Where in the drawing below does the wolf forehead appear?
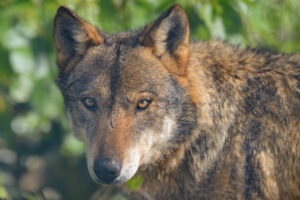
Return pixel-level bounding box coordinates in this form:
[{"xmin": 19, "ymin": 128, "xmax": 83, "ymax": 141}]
[{"xmin": 60, "ymin": 35, "xmax": 173, "ymax": 98}]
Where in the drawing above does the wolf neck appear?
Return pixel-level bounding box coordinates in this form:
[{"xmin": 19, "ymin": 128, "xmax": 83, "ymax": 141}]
[
  {"xmin": 141, "ymin": 41, "xmax": 238, "ymax": 194},
  {"xmin": 176, "ymin": 41, "xmax": 237, "ymax": 175}
]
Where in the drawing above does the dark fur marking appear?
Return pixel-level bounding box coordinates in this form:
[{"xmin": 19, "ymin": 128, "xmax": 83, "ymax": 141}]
[
  {"xmin": 59, "ymin": 26, "xmax": 76, "ymax": 57},
  {"xmin": 292, "ymin": 75, "xmax": 300, "ymax": 88},
  {"xmin": 103, "ymin": 31, "xmax": 142, "ymax": 48},
  {"xmin": 166, "ymin": 14, "xmax": 185, "ymax": 55},
  {"xmin": 252, "ymin": 47, "xmax": 280, "ymax": 56},
  {"xmin": 161, "ymin": 77, "xmax": 197, "ymax": 142},
  {"xmin": 109, "ymin": 43, "xmax": 121, "ymax": 106},
  {"xmin": 244, "ymin": 77, "xmax": 278, "ymax": 116},
  {"xmin": 243, "ymin": 120, "xmax": 263, "ymax": 199},
  {"xmin": 288, "ymin": 61, "xmax": 299, "ymax": 67},
  {"xmin": 211, "ymin": 64, "xmax": 224, "ymax": 83}
]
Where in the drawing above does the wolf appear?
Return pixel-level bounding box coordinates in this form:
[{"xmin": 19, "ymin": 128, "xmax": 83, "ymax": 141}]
[{"xmin": 53, "ymin": 4, "xmax": 300, "ymax": 200}]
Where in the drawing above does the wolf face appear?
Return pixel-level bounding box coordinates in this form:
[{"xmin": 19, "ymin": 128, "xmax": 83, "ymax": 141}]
[{"xmin": 54, "ymin": 5, "xmax": 195, "ymax": 184}]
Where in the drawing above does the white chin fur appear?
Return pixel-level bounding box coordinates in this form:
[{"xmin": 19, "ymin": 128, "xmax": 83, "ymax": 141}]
[
  {"xmin": 112, "ymin": 149, "xmax": 140, "ymax": 184},
  {"xmin": 140, "ymin": 116, "xmax": 176, "ymax": 164}
]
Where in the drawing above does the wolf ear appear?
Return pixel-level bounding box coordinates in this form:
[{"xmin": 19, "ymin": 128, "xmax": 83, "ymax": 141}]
[
  {"xmin": 139, "ymin": 4, "xmax": 190, "ymax": 75},
  {"xmin": 53, "ymin": 6, "xmax": 103, "ymax": 74}
]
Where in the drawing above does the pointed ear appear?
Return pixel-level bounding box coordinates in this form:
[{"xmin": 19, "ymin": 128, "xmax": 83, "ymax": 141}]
[
  {"xmin": 53, "ymin": 6, "xmax": 103, "ymax": 74},
  {"xmin": 139, "ymin": 4, "xmax": 190, "ymax": 75}
]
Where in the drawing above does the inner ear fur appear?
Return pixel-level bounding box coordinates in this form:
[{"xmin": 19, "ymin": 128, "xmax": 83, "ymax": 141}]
[
  {"xmin": 53, "ymin": 6, "xmax": 103, "ymax": 74},
  {"xmin": 139, "ymin": 4, "xmax": 190, "ymax": 75}
]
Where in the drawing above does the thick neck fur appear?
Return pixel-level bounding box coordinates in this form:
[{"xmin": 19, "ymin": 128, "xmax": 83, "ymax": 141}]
[{"xmin": 138, "ymin": 41, "xmax": 241, "ymax": 199}]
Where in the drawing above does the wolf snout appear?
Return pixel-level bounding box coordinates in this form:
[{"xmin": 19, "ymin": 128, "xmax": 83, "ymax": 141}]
[{"xmin": 93, "ymin": 158, "xmax": 122, "ymax": 184}]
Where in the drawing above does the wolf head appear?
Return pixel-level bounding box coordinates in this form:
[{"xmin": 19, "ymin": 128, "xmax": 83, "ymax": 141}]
[{"xmin": 54, "ymin": 4, "xmax": 195, "ymax": 184}]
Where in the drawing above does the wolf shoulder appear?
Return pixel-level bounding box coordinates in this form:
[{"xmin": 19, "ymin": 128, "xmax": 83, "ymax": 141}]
[
  {"xmin": 182, "ymin": 40, "xmax": 300, "ymax": 199},
  {"xmin": 189, "ymin": 40, "xmax": 300, "ymax": 101}
]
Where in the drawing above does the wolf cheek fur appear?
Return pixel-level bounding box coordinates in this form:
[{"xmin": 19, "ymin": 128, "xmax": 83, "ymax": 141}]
[{"xmin": 54, "ymin": 4, "xmax": 300, "ymax": 200}]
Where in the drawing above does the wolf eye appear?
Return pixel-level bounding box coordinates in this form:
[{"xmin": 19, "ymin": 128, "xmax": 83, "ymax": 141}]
[
  {"xmin": 81, "ymin": 97, "xmax": 96, "ymax": 111},
  {"xmin": 137, "ymin": 99, "xmax": 151, "ymax": 111}
]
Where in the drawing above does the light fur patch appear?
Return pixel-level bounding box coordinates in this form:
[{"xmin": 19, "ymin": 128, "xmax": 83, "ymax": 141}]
[
  {"xmin": 256, "ymin": 151, "xmax": 280, "ymax": 200},
  {"xmin": 86, "ymin": 145, "xmax": 97, "ymax": 181},
  {"xmin": 139, "ymin": 116, "xmax": 176, "ymax": 165},
  {"xmin": 113, "ymin": 148, "xmax": 141, "ymax": 184},
  {"xmin": 152, "ymin": 22, "xmax": 169, "ymax": 55}
]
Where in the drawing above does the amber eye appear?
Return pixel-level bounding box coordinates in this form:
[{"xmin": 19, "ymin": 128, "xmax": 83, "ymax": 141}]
[
  {"xmin": 81, "ymin": 97, "xmax": 96, "ymax": 111},
  {"xmin": 137, "ymin": 99, "xmax": 151, "ymax": 111}
]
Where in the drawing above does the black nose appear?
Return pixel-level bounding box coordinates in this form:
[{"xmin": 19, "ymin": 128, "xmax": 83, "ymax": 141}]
[{"xmin": 93, "ymin": 158, "xmax": 122, "ymax": 184}]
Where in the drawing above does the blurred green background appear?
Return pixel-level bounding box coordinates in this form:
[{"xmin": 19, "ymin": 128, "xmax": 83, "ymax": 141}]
[{"xmin": 0, "ymin": 0, "xmax": 299, "ymax": 199}]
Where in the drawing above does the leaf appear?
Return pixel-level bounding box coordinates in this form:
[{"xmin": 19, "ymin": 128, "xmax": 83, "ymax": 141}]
[
  {"xmin": 126, "ymin": 174, "xmax": 142, "ymax": 191},
  {"xmin": 0, "ymin": 185, "xmax": 9, "ymax": 200}
]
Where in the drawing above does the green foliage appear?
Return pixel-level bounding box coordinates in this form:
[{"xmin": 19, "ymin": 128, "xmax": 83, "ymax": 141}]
[
  {"xmin": 0, "ymin": 184, "xmax": 9, "ymax": 199},
  {"xmin": 126, "ymin": 175, "xmax": 142, "ymax": 191},
  {"xmin": 0, "ymin": 0, "xmax": 299, "ymax": 199}
]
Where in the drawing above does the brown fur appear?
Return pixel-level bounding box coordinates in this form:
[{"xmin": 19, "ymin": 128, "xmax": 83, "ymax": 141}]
[
  {"xmin": 54, "ymin": 4, "xmax": 300, "ymax": 200},
  {"xmin": 140, "ymin": 41, "xmax": 300, "ymax": 199}
]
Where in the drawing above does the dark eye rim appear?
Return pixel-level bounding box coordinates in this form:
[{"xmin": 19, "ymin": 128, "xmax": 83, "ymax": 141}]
[
  {"xmin": 136, "ymin": 99, "xmax": 152, "ymax": 111},
  {"xmin": 81, "ymin": 97, "xmax": 96, "ymax": 111}
]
